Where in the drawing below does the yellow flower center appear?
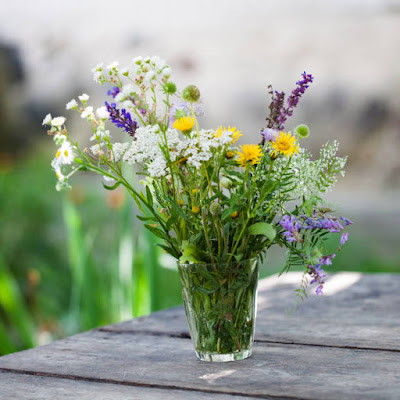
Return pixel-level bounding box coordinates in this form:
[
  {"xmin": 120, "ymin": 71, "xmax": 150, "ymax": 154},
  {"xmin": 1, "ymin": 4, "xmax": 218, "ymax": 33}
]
[
  {"xmin": 56, "ymin": 150, "xmax": 61, "ymax": 158},
  {"xmin": 64, "ymin": 150, "xmax": 69, "ymax": 157}
]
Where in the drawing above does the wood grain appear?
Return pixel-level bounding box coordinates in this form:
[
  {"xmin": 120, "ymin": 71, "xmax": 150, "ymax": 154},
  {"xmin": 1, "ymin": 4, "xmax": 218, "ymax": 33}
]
[{"xmin": 0, "ymin": 329, "xmax": 399, "ymax": 399}]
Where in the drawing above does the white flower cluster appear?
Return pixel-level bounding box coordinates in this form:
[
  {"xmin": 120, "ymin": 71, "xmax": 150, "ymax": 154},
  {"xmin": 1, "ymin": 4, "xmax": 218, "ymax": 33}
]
[
  {"xmin": 123, "ymin": 126, "xmax": 182, "ymax": 177},
  {"xmin": 270, "ymin": 140, "xmax": 346, "ymax": 199},
  {"xmin": 111, "ymin": 142, "xmax": 130, "ymax": 162},
  {"xmin": 133, "ymin": 56, "xmax": 171, "ymax": 81}
]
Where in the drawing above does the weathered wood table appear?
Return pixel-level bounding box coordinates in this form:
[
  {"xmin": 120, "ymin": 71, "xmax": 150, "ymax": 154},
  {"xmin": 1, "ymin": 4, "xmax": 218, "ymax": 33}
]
[{"xmin": 0, "ymin": 272, "xmax": 399, "ymax": 399}]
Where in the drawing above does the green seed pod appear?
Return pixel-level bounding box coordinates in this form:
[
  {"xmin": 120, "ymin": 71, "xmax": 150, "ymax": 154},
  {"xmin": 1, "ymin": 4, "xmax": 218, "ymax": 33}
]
[
  {"xmin": 163, "ymin": 81, "xmax": 177, "ymax": 94},
  {"xmin": 182, "ymin": 85, "xmax": 200, "ymax": 103},
  {"xmin": 295, "ymin": 124, "xmax": 310, "ymax": 139},
  {"xmin": 209, "ymin": 202, "xmax": 221, "ymax": 216}
]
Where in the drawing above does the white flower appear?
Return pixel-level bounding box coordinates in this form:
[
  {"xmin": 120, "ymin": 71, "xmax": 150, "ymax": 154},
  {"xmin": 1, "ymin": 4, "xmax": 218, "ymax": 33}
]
[
  {"xmin": 90, "ymin": 129, "xmax": 110, "ymax": 142},
  {"xmin": 42, "ymin": 113, "xmax": 52, "ymax": 126},
  {"xmin": 55, "ymin": 168, "xmax": 66, "ymax": 182},
  {"xmin": 90, "ymin": 144, "xmax": 104, "ymax": 157},
  {"xmin": 114, "ymin": 92, "xmax": 125, "ymax": 103},
  {"xmin": 145, "ymin": 71, "xmax": 155, "ymax": 81},
  {"xmin": 91, "ymin": 63, "xmax": 103, "ymax": 72},
  {"xmin": 51, "ymin": 116, "xmax": 66, "ymax": 127},
  {"xmin": 66, "ymin": 99, "xmax": 78, "ymax": 110},
  {"xmin": 93, "ymin": 71, "xmax": 103, "ymax": 83},
  {"xmin": 106, "ymin": 61, "xmax": 119, "ymax": 69},
  {"xmin": 144, "ymin": 56, "xmax": 151, "ymax": 63},
  {"xmin": 122, "ymin": 84, "xmax": 135, "ymax": 96},
  {"xmin": 53, "ymin": 134, "xmax": 66, "ymax": 146},
  {"xmin": 132, "ymin": 56, "xmax": 143, "ymax": 65},
  {"xmin": 96, "ymin": 106, "xmax": 110, "ymax": 120},
  {"xmin": 111, "ymin": 142, "xmax": 130, "ymax": 162},
  {"xmin": 54, "ymin": 141, "xmax": 74, "ymax": 166},
  {"xmin": 81, "ymin": 106, "xmax": 94, "ymax": 120},
  {"xmin": 161, "ymin": 67, "xmax": 171, "ymax": 78},
  {"xmin": 122, "ymin": 100, "xmax": 134, "ymax": 109},
  {"xmin": 78, "ymin": 93, "xmax": 89, "ymax": 103},
  {"xmin": 120, "ymin": 67, "xmax": 129, "ymax": 76}
]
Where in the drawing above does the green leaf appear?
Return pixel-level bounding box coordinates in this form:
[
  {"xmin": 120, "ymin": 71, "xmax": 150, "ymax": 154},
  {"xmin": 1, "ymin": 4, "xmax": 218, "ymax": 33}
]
[
  {"xmin": 146, "ymin": 185, "xmax": 153, "ymax": 207},
  {"xmin": 248, "ymin": 222, "xmax": 276, "ymax": 241},
  {"xmin": 144, "ymin": 224, "xmax": 168, "ymax": 240},
  {"xmin": 102, "ymin": 180, "xmax": 121, "ymax": 190},
  {"xmin": 179, "ymin": 240, "xmax": 202, "ymax": 264}
]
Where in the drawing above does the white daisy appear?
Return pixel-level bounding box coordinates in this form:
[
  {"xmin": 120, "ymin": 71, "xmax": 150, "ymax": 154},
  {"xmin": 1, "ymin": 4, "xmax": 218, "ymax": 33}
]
[{"xmin": 96, "ymin": 106, "xmax": 110, "ymax": 120}]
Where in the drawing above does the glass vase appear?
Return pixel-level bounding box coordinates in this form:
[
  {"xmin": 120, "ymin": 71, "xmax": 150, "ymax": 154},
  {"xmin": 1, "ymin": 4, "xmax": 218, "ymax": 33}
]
[{"xmin": 178, "ymin": 258, "xmax": 259, "ymax": 362}]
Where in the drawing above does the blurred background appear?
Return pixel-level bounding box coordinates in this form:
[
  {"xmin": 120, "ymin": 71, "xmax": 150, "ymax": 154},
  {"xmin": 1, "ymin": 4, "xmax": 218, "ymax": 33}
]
[{"xmin": 1, "ymin": 0, "xmax": 399, "ymax": 355}]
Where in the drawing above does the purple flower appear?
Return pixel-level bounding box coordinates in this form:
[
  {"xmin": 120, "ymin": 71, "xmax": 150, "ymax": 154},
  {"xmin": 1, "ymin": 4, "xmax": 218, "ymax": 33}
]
[
  {"xmin": 340, "ymin": 232, "xmax": 349, "ymax": 245},
  {"xmin": 268, "ymin": 72, "xmax": 314, "ymax": 130},
  {"xmin": 340, "ymin": 217, "xmax": 353, "ymax": 226},
  {"xmin": 107, "ymin": 86, "xmax": 121, "ymax": 99},
  {"xmin": 261, "ymin": 128, "xmax": 278, "ymax": 142},
  {"xmin": 308, "ymin": 253, "xmax": 335, "ymax": 295},
  {"xmin": 280, "ymin": 215, "xmax": 302, "ymax": 243},
  {"xmin": 105, "ymin": 102, "xmax": 138, "ymax": 137}
]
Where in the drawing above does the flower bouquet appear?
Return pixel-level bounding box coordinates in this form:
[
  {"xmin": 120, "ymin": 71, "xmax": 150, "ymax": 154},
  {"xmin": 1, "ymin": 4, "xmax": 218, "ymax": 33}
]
[{"xmin": 44, "ymin": 56, "xmax": 351, "ymax": 362}]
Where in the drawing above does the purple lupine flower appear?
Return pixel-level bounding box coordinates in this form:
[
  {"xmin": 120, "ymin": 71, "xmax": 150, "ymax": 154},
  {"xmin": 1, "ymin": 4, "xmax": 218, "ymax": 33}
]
[
  {"xmin": 261, "ymin": 128, "xmax": 278, "ymax": 142},
  {"xmin": 105, "ymin": 102, "xmax": 138, "ymax": 137},
  {"xmin": 280, "ymin": 215, "xmax": 303, "ymax": 243},
  {"xmin": 107, "ymin": 86, "xmax": 121, "ymax": 99},
  {"xmin": 340, "ymin": 232, "xmax": 349, "ymax": 245},
  {"xmin": 321, "ymin": 253, "xmax": 336, "ymax": 265}
]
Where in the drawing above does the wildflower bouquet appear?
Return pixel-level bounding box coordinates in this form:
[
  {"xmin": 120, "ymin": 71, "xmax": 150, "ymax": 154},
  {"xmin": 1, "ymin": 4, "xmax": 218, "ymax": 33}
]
[{"xmin": 44, "ymin": 56, "xmax": 351, "ymax": 362}]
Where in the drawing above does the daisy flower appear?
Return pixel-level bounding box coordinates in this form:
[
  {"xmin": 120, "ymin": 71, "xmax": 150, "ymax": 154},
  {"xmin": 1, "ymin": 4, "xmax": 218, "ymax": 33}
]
[
  {"xmin": 236, "ymin": 144, "xmax": 263, "ymax": 168},
  {"xmin": 270, "ymin": 131, "xmax": 299, "ymax": 157},
  {"xmin": 173, "ymin": 116, "xmax": 195, "ymax": 134}
]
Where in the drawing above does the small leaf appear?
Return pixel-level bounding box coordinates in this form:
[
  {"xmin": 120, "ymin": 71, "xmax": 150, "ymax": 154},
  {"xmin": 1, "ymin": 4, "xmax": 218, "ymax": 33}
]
[
  {"xmin": 248, "ymin": 222, "xmax": 276, "ymax": 241},
  {"xmin": 179, "ymin": 240, "xmax": 202, "ymax": 264}
]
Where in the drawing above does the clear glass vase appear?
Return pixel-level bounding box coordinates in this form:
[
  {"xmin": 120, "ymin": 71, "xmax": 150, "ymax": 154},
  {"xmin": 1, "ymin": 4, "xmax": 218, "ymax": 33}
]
[{"xmin": 178, "ymin": 258, "xmax": 259, "ymax": 362}]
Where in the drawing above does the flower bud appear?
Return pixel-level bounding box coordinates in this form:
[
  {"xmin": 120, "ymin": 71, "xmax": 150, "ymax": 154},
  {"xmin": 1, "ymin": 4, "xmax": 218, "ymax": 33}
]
[
  {"xmin": 220, "ymin": 177, "xmax": 233, "ymax": 189},
  {"xmin": 209, "ymin": 202, "xmax": 221, "ymax": 216},
  {"xmin": 295, "ymin": 124, "xmax": 310, "ymax": 139},
  {"xmin": 182, "ymin": 85, "xmax": 200, "ymax": 103},
  {"xmin": 225, "ymin": 151, "xmax": 234, "ymax": 159},
  {"xmin": 163, "ymin": 82, "xmax": 177, "ymax": 94},
  {"xmin": 230, "ymin": 211, "xmax": 239, "ymax": 219},
  {"xmin": 192, "ymin": 205, "xmax": 200, "ymax": 215}
]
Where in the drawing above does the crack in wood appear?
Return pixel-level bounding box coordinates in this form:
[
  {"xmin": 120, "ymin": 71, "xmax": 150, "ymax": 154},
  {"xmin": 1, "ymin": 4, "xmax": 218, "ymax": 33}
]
[
  {"xmin": 96, "ymin": 327, "xmax": 400, "ymax": 353},
  {"xmin": 0, "ymin": 368, "xmax": 309, "ymax": 400}
]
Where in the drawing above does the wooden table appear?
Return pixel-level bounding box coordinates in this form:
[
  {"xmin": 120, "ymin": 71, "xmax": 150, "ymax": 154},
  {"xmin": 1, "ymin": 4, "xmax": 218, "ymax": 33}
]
[{"xmin": 0, "ymin": 272, "xmax": 399, "ymax": 399}]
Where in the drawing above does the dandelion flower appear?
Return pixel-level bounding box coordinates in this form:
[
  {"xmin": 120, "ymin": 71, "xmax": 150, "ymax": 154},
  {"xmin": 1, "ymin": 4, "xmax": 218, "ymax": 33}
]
[
  {"xmin": 270, "ymin": 131, "xmax": 299, "ymax": 157},
  {"xmin": 173, "ymin": 116, "xmax": 195, "ymax": 133},
  {"xmin": 214, "ymin": 126, "xmax": 242, "ymax": 144},
  {"xmin": 236, "ymin": 144, "xmax": 263, "ymax": 168}
]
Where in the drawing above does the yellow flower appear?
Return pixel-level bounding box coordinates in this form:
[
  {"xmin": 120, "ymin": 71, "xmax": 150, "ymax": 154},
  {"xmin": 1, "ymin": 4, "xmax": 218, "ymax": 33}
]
[
  {"xmin": 173, "ymin": 116, "xmax": 195, "ymax": 133},
  {"xmin": 236, "ymin": 144, "xmax": 263, "ymax": 168},
  {"xmin": 214, "ymin": 126, "xmax": 242, "ymax": 144},
  {"xmin": 270, "ymin": 131, "xmax": 299, "ymax": 157},
  {"xmin": 231, "ymin": 211, "xmax": 239, "ymax": 219},
  {"xmin": 192, "ymin": 205, "xmax": 200, "ymax": 214}
]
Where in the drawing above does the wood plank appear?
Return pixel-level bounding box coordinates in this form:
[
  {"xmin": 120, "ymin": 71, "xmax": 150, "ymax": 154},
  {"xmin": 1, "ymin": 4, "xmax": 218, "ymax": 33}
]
[
  {"xmin": 0, "ymin": 330, "xmax": 399, "ymax": 399},
  {"xmin": 101, "ymin": 273, "xmax": 400, "ymax": 351},
  {"xmin": 0, "ymin": 371, "xmax": 256, "ymax": 400}
]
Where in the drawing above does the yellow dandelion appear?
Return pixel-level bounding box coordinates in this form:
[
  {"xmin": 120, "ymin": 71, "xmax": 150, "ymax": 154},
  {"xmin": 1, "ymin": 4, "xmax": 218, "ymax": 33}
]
[
  {"xmin": 236, "ymin": 144, "xmax": 264, "ymax": 168},
  {"xmin": 270, "ymin": 131, "xmax": 299, "ymax": 157},
  {"xmin": 214, "ymin": 126, "xmax": 242, "ymax": 144},
  {"xmin": 173, "ymin": 116, "xmax": 195, "ymax": 133}
]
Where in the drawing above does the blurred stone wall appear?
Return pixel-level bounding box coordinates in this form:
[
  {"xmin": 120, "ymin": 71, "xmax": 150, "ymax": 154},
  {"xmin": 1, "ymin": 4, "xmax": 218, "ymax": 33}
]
[{"xmin": 1, "ymin": 0, "xmax": 400, "ymax": 192}]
